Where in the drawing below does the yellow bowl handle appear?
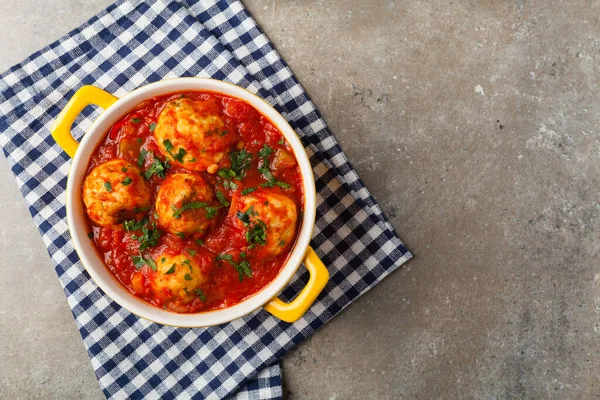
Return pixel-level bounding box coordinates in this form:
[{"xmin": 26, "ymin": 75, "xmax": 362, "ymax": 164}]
[
  {"xmin": 51, "ymin": 85, "xmax": 118, "ymax": 158},
  {"xmin": 264, "ymin": 246, "xmax": 329, "ymax": 323}
]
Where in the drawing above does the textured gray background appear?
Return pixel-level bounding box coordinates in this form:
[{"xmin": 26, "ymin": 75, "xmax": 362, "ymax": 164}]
[{"xmin": 1, "ymin": 0, "xmax": 600, "ymax": 399}]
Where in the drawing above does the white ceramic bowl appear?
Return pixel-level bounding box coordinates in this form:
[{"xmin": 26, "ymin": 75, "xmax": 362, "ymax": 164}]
[{"xmin": 51, "ymin": 78, "xmax": 329, "ymax": 327}]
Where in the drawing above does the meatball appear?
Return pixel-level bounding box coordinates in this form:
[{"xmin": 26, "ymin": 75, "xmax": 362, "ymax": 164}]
[
  {"xmin": 154, "ymin": 98, "xmax": 233, "ymax": 171},
  {"xmin": 155, "ymin": 173, "xmax": 217, "ymax": 238},
  {"xmin": 82, "ymin": 159, "xmax": 152, "ymax": 227},
  {"xmin": 230, "ymin": 188, "xmax": 298, "ymax": 258},
  {"xmin": 151, "ymin": 254, "xmax": 208, "ymax": 303}
]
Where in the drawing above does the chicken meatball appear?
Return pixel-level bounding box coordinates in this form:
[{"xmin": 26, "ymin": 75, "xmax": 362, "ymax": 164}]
[
  {"xmin": 151, "ymin": 254, "xmax": 208, "ymax": 303},
  {"xmin": 155, "ymin": 173, "xmax": 217, "ymax": 238},
  {"xmin": 230, "ymin": 188, "xmax": 298, "ymax": 258},
  {"xmin": 154, "ymin": 98, "xmax": 233, "ymax": 171},
  {"xmin": 82, "ymin": 159, "xmax": 152, "ymax": 227}
]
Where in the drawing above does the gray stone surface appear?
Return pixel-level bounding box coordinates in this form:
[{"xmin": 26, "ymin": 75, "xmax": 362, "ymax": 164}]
[{"xmin": 1, "ymin": 0, "xmax": 600, "ymax": 399}]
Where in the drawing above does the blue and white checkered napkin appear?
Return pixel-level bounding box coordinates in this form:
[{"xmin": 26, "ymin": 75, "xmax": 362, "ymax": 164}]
[{"xmin": 0, "ymin": 0, "xmax": 411, "ymax": 398}]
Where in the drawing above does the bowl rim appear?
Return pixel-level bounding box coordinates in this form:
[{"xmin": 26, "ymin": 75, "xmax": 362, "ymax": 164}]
[{"xmin": 66, "ymin": 77, "xmax": 316, "ymax": 327}]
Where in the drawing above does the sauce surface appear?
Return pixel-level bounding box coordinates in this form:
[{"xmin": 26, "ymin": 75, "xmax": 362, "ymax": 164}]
[{"xmin": 84, "ymin": 91, "xmax": 303, "ymax": 313}]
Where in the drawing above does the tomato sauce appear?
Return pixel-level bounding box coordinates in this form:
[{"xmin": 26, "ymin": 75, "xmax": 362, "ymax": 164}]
[{"xmin": 85, "ymin": 91, "xmax": 304, "ymax": 313}]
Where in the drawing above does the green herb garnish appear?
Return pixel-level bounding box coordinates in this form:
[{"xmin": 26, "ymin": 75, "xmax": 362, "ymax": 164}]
[
  {"xmin": 278, "ymin": 138, "xmax": 285, "ymax": 145},
  {"xmin": 215, "ymin": 190, "xmax": 230, "ymax": 207},
  {"xmin": 223, "ymin": 180, "xmax": 238, "ymax": 190},
  {"xmin": 163, "ymin": 140, "xmax": 186, "ymax": 163},
  {"xmin": 137, "ymin": 221, "xmax": 161, "ymax": 252},
  {"xmin": 131, "ymin": 252, "xmax": 156, "ymax": 271},
  {"xmin": 217, "ymin": 253, "xmax": 252, "ymax": 281},
  {"xmin": 188, "ymin": 250, "xmax": 197, "ymax": 257},
  {"xmin": 172, "ymin": 201, "xmax": 208, "ymax": 218},
  {"xmin": 195, "ymin": 289, "xmax": 206, "ymax": 301},
  {"xmin": 172, "ymin": 148, "xmax": 186, "ymax": 163},
  {"xmin": 258, "ymin": 144, "xmax": 273, "ymax": 163},
  {"xmin": 149, "ymin": 122, "xmax": 156, "ymax": 132},
  {"xmin": 172, "ymin": 201, "xmax": 220, "ymax": 219},
  {"xmin": 184, "ymin": 274, "xmax": 192, "ymax": 281},
  {"xmin": 195, "ymin": 239, "xmax": 204, "ymax": 246},
  {"xmin": 164, "ymin": 264, "xmax": 176, "ymax": 274},
  {"xmin": 143, "ymin": 155, "xmax": 169, "ymax": 180},
  {"xmin": 87, "ymin": 232, "xmax": 93, "ymax": 239},
  {"xmin": 235, "ymin": 205, "xmax": 257, "ymax": 226},
  {"xmin": 245, "ymin": 220, "xmax": 267, "ymax": 249},
  {"xmin": 131, "ymin": 118, "xmax": 141, "ymax": 124},
  {"xmin": 241, "ymin": 187, "xmax": 256, "ymax": 195},
  {"xmin": 124, "ymin": 218, "xmax": 147, "ymax": 231},
  {"xmin": 138, "ymin": 148, "xmax": 148, "ymax": 167},
  {"xmin": 176, "ymin": 232, "xmax": 186, "ymax": 239},
  {"xmin": 258, "ymin": 167, "xmax": 290, "ymax": 189},
  {"xmin": 104, "ymin": 181, "xmax": 113, "ymax": 192},
  {"xmin": 121, "ymin": 177, "xmax": 132, "ymax": 186},
  {"xmin": 121, "ymin": 167, "xmax": 128, "ymax": 172},
  {"xmin": 218, "ymin": 149, "xmax": 253, "ymax": 180}
]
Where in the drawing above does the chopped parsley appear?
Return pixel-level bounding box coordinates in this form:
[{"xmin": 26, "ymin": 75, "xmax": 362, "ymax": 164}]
[
  {"xmin": 188, "ymin": 250, "xmax": 197, "ymax": 257},
  {"xmin": 138, "ymin": 148, "xmax": 148, "ymax": 167},
  {"xmin": 278, "ymin": 239, "xmax": 286, "ymax": 246},
  {"xmin": 218, "ymin": 149, "xmax": 253, "ymax": 180},
  {"xmin": 172, "ymin": 200, "xmax": 220, "ymax": 219},
  {"xmin": 220, "ymin": 130, "xmax": 229, "ymax": 137},
  {"xmin": 137, "ymin": 221, "xmax": 161, "ymax": 252},
  {"xmin": 164, "ymin": 264, "xmax": 176, "ymax": 274},
  {"xmin": 149, "ymin": 122, "xmax": 156, "ymax": 132},
  {"xmin": 132, "ymin": 252, "xmax": 156, "ymax": 271},
  {"xmin": 223, "ymin": 180, "xmax": 238, "ymax": 190},
  {"xmin": 241, "ymin": 187, "xmax": 256, "ymax": 195},
  {"xmin": 278, "ymin": 138, "xmax": 285, "ymax": 145},
  {"xmin": 216, "ymin": 253, "xmax": 253, "ymax": 281},
  {"xmin": 163, "ymin": 140, "xmax": 186, "ymax": 163},
  {"xmin": 195, "ymin": 239, "xmax": 204, "ymax": 246},
  {"xmin": 124, "ymin": 218, "xmax": 147, "ymax": 231},
  {"xmin": 236, "ymin": 205, "xmax": 257, "ymax": 226},
  {"xmin": 121, "ymin": 177, "xmax": 132, "ymax": 186},
  {"xmin": 215, "ymin": 190, "xmax": 230, "ymax": 207},
  {"xmin": 161, "ymin": 257, "xmax": 166, "ymax": 263},
  {"xmin": 121, "ymin": 167, "xmax": 128, "ymax": 172},
  {"xmin": 103, "ymin": 181, "xmax": 113, "ymax": 192},
  {"xmin": 259, "ymin": 167, "xmax": 290, "ymax": 189},
  {"xmin": 245, "ymin": 220, "xmax": 267, "ymax": 249},
  {"xmin": 143, "ymin": 155, "xmax": 169, "ymax": 179},
  {"xmin": 176, "ymin": 232, "xmax": 186, "ymax": 239},
  {"xmin": 172, "ymin": 148, "xmax": 186, "ymax": 163},
  {"xmin": 124, "ymin": 218, "xmax": 161, "ymax": 251},
  {"xmin": 137, "ymin": 138, "xmax": 143, "ymax": 144},
  {"xmin": 184, "ymin": 274, "xmax": 192, "ymax": 281},
  {"xmin": 195, "ymin": 289, "xmax": 206, "ymax": 301},
  {"xmin": 172, "ymin": 201, "xmax": 207, "ymax": 218},
  {"xmin": 131, "ymin": 118, "xmax": 141, "ymax": 124},
  {"xmin": 258, "ymin": 144, "xmax": 273, "ymax": 165},
  {"xmin": 87, "ymin": 232, "xmax": 93, "ymax": 239}
]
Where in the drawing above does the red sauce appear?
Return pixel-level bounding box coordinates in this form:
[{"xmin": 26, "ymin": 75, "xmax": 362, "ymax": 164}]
[{"xmin": 85, "ymin": 91, "xmax": 304, "ymax": 313}]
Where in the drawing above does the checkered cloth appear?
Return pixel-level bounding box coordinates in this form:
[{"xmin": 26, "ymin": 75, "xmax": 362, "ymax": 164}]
[{"xmin": 0, "ymin": 0, "xmax": 411, "ymax": 398}]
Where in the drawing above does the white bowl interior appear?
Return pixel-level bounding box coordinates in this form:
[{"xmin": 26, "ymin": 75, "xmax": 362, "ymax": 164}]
[{"xmin": 67, "ymin": 78, "xmax": 316, "ymax": 327}]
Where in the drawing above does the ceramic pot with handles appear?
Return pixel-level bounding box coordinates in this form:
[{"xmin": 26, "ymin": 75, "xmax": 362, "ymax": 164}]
[{"xmin": 51, "ymin": 78, "xmax": 329, "ymax": 327}]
